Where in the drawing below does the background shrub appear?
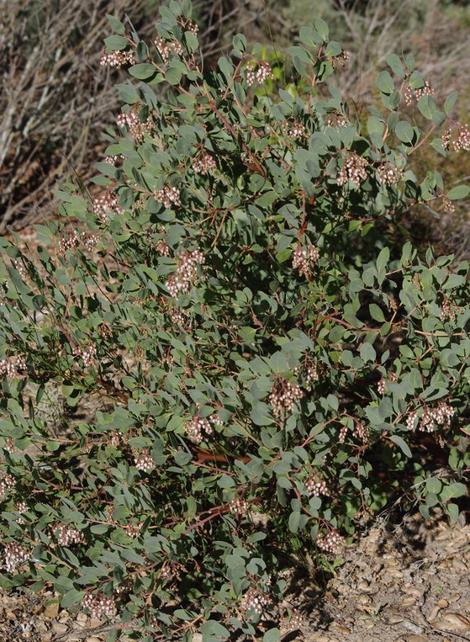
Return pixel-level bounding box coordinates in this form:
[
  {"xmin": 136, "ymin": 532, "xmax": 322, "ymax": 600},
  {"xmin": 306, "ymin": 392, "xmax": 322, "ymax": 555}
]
[{"xmin": 0, "ymin": 2, "xmax": 468, "ymax": 640}]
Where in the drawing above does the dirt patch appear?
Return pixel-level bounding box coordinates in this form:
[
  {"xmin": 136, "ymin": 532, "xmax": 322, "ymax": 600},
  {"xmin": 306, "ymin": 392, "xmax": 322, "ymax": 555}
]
[{"xmin": 0, "ymin": 514, "xmax": 468, "ymax": 641}]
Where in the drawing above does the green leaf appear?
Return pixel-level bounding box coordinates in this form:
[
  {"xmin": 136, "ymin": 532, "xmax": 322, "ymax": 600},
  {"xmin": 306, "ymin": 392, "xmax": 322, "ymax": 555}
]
[
  {"xmin": 288, "ymin": 511, "xmax": 301, "ymax": 534},
  {"xmin": 386, "ymin": 53, "xmax": 405, "ymax": 78},
  {"xmin": 106, "ymin": 14, "xmax": 125, "ymax": 34},
  {"xmin": 376, "ymin": 71, "xmax": 394, "ymax": 95},
  {"xmin": 128, "ymin": 63, "xmax": 156, "ymax": 80},
  {"xmin": 426, "ymin": 477, "xmax": 442, "ymax": 495},
  {"xmin": 104, "ymin": 35, "xmax": 129, "ymax": 51},
  {"xmin": 390, "ymin": 435, "xmax": 412, "ymax": 457},
  {"xmin": 441, "ymin": 482, "xmax": 467, "ymax": 502},
  {"xmin": 263, "ymin": 629, "xmax": 281, "ymax": 642},
  {"xmin": 201, "ymin": 620, "xmax": 230, "ymax": 641},
  {"xmin": 447, "ymin": 185, "xmax": 469, "ymax": 201},
  {"xmin": 369, "ymin": 304, "xmax": 385, "ymax": 323},
  {"xmin": 395, "ymin": 121, "xmax": 414, "ymax": 144}
]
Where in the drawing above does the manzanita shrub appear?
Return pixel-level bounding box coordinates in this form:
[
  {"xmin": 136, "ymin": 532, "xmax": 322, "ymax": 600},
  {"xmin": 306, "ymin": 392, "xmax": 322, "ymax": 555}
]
[{"xmin": 0, "ymin": 2, "xmax": 469, "ymax": 640}]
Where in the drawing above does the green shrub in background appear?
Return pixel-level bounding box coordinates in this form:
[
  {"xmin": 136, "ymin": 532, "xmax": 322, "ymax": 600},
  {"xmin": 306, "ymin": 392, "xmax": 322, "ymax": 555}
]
[{"xmin": 0, "ymin": 1, "xmax": 469, "ymax": 639}]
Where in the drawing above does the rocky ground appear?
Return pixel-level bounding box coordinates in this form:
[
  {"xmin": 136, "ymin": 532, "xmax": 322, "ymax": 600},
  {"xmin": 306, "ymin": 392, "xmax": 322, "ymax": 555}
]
[{"xmin": 0, "ymin": 513, "xmax": 468, "ymax": 642}]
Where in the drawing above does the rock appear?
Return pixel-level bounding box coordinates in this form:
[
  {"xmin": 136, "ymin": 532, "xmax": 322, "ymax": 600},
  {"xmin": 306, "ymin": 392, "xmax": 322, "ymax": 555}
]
[
  {"xmin": 431, "ymin": 612, "xmax": 470, "ymax": 632},
  {"xmin": 51, "ymin": 622, "xmax": 68, "ymax": 634}
]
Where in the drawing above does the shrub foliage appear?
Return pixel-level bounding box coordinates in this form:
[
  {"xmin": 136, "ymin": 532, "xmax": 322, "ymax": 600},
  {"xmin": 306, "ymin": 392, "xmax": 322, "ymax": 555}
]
[{"xmin": 0, "ymin": 1, "xmax": 468, "ymax": 640}]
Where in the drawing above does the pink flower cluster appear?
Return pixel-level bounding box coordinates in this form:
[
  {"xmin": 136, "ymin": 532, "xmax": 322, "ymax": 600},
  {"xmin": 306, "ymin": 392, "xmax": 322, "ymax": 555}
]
[
  {"xmin": 155, "ymin": 185, "xmax": 181, "ymax": 209},
  {"xmin": 134, "ymin": 449, "xmax": 155, "ymax": 473},
  {"xmin": 3, "ymin": 543, "xmax": 30, "ymax": 573},
  {"xmin": 92, "ymin": 191, "xmax": 123, "ymax": 222},
  {"xmin": 283, "ymin": 120, "xmax": 306, "ymax": 139},
  {"xmin": 177, "ymin": 16, "xmax": 199, "ymax": 34},
  {"xmin": 0, "ymin": 355, "xmax": 26, "ymax": 379},
  {"xmin": 193, "ymin": 153, "xmax": 217, "ymax": 175},
  {"xmin": 73, "ymin": 343, "xmax": 96, "ymax": 368},
  {"xmin": 377, "ymin": 163, "xmax": 403, "ymax": 186},
  {"xmin": 53, "ymin": 524, "xmax": 84, "ymax": 547},
  {"xmin": 154, "ymin": 36, "xmax": 183, "ymax": 63},
  {"xmin": 240, "ymin": 588, "xmax": 270, "ymax": 618},
  {"xmin": 406, "ymin": 401, "xmax": 455, "ymax": 432},
  {"xmin": 246, "ymin": 62, "xmax": 272, "ymax": 87},
  {"xmin": 292, "ymin": 243, "xmax": 319, "ymax": 278},
  {"xmin": 442, "ymin": 122, "xmax": 470, "ymax": 152},
  {"xmin": 185, "ymin": 415, "xmax": 213, "ymax": 444},
  {"xmin": 305, "ymin": 476, "xmax": 329, "ymax": 497},
  {"xmin": 229, "ymin": 496, "xmax": 249, "ymax": 517},
  {"xmin": 404, "ymin": 81, "xmax": 434, "ymax": 105},
  {"xmin": 59, "ymin": 230, "xmax": 97, "ymax": 255},
  {"xmin": 0, "ymin": 473, "xmax": 15, "ymax": 500},
  {"xmin": 440, "ymin": 297, "xmax": 460, "ymax": 321},
  {"xmin": 337, "ymin": 152, "xmax": 368, "ymax": 189},
  {"xmin": 83, "ymin": 592, "xmax": 116, "ymax": 619},
  {"xmin": 269, "ymin": 378, "xmax": 303, "ymax": 418},
  {"xmin": 317, "ymin": 528, "xmax": 344, "ymax": 553},
  {"xmin": 166, "ymin": 249, "xmax": 205, "ymax": 297},
  {"xmin": 326, "ymin": 113, "xmax": 348, "ymax": 128},
  {"xmin": 338, "ymin": 420, "xmax": 368, "ymax": 444},
  {"xmin": 377, "ymin": 372, "xmax": 397, "ymax": 395},
  {"xmin": 116, "ymin": 110, "xmax": 152, "ymax": 143},
  {"xmin": 100, "ymin": 50, "xmax": 136, "ymax": 68}
]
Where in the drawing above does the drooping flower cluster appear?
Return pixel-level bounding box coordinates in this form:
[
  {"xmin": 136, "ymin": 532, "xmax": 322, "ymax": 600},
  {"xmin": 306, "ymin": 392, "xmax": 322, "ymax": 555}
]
[
  {"xmin": 185, "ymin": 415, "xmax": 213, "ymax": 444},
  {"xmin": 305, "ymin": 476, "xmax": 329, "ymax": 497},
  {"xmin": 325, "ymin": 113, "xmax": 348, "ymax": 128},
  {"xmin": 100, "ymin": 50, "xmax": 136, "ymax": 68},
  {"xmin": 134, "ymin": 449, "xmax": 155, "ymax": 473},
  {"xmin": 59, "ymin": 230, "xmax": 98, "ymax": 255},
  {"xmin": 406, "ymin": 402, "xmax": 455, "ymax": 432},
  {"xmin": 281, "ymin": 609, "xmax": 306, "ymax": 632},
  {"xmin": 0, "ymin": 355, "xmax": 26, "ymax": 379},
  {"xmin": 282, "ymin": 120, "xmax": 306, "ymax": 139},
  {"xmin": 337, "ymin": 152, "xmax": 368, "ymax": 189},
  {"xmin": 15, "ymin": 501, "xmax": 27, "ymax": 525},
  {"xmin": 377, "ymin": 162, "xmax": 403, "ymax": 186},
  {"xmin": 441, "ymin": 196, "xmax": 455, "ymax": 215},
  {"xmin": 377, "ymin": 372, "xmax": 397, "ymax": 395},
  {"xmin": 12, "ymin": 258, "xmax": 27, "ymax": 279},
  {"xmin": 0, "ymin": 473, "xmax": 15, "ymax": 500},
  {"xmin": 104, "ymin": 154, "xmax": 124, "ymax": 165},
  {"xmin": 338, "ymin": 420, "xmax": 368, "ymax": 444},
  {"xmin": 116, "ymin": 110, "xmax": 152, "ymax": 143},
  {"xmin": 155, "ymin": 185, "xmax": 181, "ymax": 209},
  {"xmin": 92, "ymin": 191, "xmax": 123, "ymax": 222},
  {"xmin": 404, "ymin": 80, "xmax": 434, "ymax": 105},
  {"xmin": 165, "ymin": 249, "xmax": 205, "ymax": 297},
  {"xmin": 73, "ymin": 343, "xmax": 97, "ymax": 368},
  {"xmin": 123, "ymin": 522, "xmax": 143, "ymax": 538},
  {"xmin": 239, "ymin": 588, "xmax": 271, "ymax": 618},
  {"xmin": 155, "ymin": 238, "xmax": 170, "ymax": 256},
  {"xmin": 229, "ymin": 496, "xmax": 249, "ymax": 517},
  {"xmin": 246, "ymin": 61, "xmax": 272, "ymax": 86},
  {"xmin": 83, "ymin": 592, "xmax": 116, "ymax": 619},
  {"xmin": 441, "ymin": 122, "xmax": 470, "ymax": 152},
  {"xmin": 440, "ymin": 297, "xmax": 460, "ymax": 321},
  {"xmin": 53, "ymin": 524, "xmax": 84, "ymax": 547},
  {"xmin": 177, "ymin": 16, "xmax": 199, "ymax": 33},
  {"xmin": 292, "ymin": 243, "xmax": 319, "ymax": 278},
  {"xmin": 269, "ymin": 378, "xmax": 303, "ymax": 418},
  {"xmin": 154, "ymin": 36, "xmax": 183, "ymax": 63},
  {"xmin": 420, "ymin": 402, "xmax": 455, "ymax": 432},
  {"xmin": 316, "ymin": 529, "xmax": 344, "ymax": 554},
  {"xmin": 193, "ymin": 152, "xmax": 217, "ymax": 175},
  {"xmin": 332, "ymin": 49, "xmax": 351, "ymax": 68},
  {"xmin": 3, "ymin": 543, "xmax": 30, "ymax": 573}
]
